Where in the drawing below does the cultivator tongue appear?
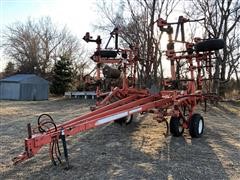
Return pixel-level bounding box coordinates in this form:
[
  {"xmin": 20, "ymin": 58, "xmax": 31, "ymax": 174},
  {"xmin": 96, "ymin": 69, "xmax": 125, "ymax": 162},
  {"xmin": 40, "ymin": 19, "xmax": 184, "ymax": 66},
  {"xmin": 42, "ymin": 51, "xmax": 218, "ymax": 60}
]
[{"xmin": 12, "ymin": 93, "xmax": 178, "ymax": 167}]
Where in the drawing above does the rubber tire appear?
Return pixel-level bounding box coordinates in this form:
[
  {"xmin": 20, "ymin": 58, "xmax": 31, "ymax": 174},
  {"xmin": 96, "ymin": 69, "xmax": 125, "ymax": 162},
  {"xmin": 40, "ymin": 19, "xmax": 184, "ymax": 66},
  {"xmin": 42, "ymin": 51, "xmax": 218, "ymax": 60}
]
[
  {"xmin": 195, "ymin": 39, "xmax": 225, "ymax": 52},
  {"xmin": 94, "ymin": 50, "xmax": 118, "ymax": 58},
  {"xmin": 170, "ymin": 116, "xmax": 184, "ymax": 137},
  {"xmin": 189, "ymin": 113, "xmax": 204, "ymax": 138}
]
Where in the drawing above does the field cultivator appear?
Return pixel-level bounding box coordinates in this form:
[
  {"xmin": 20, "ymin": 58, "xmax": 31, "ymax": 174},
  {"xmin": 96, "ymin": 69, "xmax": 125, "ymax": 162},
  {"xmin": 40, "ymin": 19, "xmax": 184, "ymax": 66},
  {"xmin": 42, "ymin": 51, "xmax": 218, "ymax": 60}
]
[{"xmin": 13, "ymin": 16, "xmax": 224, "ymax": 169}]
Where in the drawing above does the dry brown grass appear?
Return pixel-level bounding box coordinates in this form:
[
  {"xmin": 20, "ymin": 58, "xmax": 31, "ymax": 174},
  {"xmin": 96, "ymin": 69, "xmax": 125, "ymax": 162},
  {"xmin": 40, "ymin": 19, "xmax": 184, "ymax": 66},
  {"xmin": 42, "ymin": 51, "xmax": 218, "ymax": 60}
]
[{"xmin": 0, "ymin": 98, "xmax": 240, "ymax": 179}]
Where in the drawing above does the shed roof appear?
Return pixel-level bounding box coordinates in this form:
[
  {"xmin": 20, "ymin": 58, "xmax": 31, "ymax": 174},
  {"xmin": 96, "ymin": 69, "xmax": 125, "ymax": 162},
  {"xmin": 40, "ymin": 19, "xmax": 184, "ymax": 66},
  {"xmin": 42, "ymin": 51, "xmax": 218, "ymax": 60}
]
[{"xmin": 0, "ymin": 74, "xmax": 48, "ymax": 84}]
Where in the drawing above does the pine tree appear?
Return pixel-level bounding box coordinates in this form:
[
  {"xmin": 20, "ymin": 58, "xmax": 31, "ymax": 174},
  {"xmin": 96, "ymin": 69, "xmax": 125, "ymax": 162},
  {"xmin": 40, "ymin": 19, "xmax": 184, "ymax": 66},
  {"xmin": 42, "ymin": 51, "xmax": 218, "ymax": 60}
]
[
  {"xmin": 50, "ymin": 55, "xmax": 73, "ymax": 95},
  {"xmin": 4, "ymin": 61, "xmax": 15, "ymax": 77}
]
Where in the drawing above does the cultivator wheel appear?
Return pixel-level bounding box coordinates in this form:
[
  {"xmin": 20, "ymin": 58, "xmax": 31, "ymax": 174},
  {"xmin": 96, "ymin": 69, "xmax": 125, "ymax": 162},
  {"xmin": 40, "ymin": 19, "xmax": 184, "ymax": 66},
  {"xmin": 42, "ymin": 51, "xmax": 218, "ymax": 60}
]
[
  {"xmin": 170, "ymin": 116, "xmax": 184, "ymax": 137},
  {"xmin": 189, "ymin": 113, "xmax": 204, "ymax": 138}
]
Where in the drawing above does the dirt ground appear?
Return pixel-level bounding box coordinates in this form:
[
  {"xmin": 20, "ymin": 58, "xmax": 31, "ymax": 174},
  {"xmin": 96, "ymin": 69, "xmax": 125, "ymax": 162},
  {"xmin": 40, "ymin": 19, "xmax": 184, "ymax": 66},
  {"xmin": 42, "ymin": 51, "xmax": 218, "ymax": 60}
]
[{"xmin": 0, "ymin": 98, "xmax": 240, "ymax": 180}]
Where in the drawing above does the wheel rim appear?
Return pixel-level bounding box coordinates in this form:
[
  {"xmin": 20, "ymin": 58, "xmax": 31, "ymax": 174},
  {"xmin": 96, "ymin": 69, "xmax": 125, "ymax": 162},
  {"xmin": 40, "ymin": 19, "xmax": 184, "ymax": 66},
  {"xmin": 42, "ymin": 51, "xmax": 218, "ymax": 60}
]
[{"xmin": 198, "ymin": 119, "xmax": 203, "ymax": 134}]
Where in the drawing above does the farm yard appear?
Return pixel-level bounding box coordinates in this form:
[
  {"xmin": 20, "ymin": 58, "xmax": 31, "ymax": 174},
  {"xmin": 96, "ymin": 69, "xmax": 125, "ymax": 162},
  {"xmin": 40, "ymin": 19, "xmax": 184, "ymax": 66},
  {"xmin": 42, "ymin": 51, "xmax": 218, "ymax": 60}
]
[
  {"xmin": 0, "ymin": 0, "xmax": 240, "ymax": 179},
  {"xmin": 0, "ymin": 98, "xmax": 240, "ymax": 179}
]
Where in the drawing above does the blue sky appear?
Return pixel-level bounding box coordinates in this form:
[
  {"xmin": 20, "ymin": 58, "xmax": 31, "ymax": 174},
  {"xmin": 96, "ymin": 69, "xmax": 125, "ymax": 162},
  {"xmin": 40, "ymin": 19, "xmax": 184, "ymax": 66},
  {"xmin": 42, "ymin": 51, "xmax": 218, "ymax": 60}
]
[
  {"xmin": 0, "ymin": 0, "xmax": 98, "ymax": 35},
  {"xmin": 0, "ymin": 0, "xmax": 99, "ymax": 71}
]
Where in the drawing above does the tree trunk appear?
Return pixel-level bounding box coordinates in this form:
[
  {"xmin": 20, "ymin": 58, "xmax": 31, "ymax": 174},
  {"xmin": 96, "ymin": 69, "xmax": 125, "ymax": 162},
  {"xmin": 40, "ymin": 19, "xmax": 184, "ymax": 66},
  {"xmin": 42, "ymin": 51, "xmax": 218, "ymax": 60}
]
[{"xmin": 212, "ymin": 52, "xmax": 221, "ymax": 95}]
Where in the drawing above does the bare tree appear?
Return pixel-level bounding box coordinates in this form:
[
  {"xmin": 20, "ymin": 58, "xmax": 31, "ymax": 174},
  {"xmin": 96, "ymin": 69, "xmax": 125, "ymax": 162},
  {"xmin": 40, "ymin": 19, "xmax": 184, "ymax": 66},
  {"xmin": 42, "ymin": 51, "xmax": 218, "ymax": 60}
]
[
  {"xmin": 96, "ymin": 0, "xmax": 179, "ymax": 88},
  {"xmin": 1, "ymin": 17, "xmax": 82, "ymax": 78},
  {"xmin": 71, "ymin": 47, "xmax": 92, "ymax": 89},
  {"xmin": 2, "ymin": 19, "xmax": 39, "ymax": 74},
  {"xmin": 185, "ymin": 0, "xmax": 240, "ymax": 95}
]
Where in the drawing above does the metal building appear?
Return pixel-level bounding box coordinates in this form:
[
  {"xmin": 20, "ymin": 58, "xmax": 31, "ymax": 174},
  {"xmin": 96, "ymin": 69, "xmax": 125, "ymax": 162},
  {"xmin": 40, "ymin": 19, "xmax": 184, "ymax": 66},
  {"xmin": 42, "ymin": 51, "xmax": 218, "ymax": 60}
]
[{"xmin": 0, "ymin": 74, "xmax": 49, "ymax": 100}]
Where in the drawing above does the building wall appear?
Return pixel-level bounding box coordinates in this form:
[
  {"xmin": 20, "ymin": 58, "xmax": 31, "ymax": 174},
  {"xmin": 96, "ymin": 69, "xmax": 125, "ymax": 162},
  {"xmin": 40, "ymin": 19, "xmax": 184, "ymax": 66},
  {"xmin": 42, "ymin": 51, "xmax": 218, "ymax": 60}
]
[
  {"xmin": 0, "ymin": 82, "xmax": 20, "ymax": 100},
  {"xmin": 20, "ymin": 83, "xmax": 48, "ymax": 100},
  {"xmin": 0, "ymin": 82, "xmax": 48, "ymax": 101},
  {"xmin": 35, "ymin": 83, "xmax": 48, "ymax": 100},
  {"xmin": 0, "ymin": 74, "xmax": 49, "ymax": 100}
]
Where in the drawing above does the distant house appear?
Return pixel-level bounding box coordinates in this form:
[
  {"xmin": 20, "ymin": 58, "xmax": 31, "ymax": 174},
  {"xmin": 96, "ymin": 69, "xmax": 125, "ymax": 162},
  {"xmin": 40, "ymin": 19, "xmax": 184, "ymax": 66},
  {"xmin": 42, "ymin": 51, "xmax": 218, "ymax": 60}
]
[{"xmin": 0, "ymin": 74, "xmax": 49, "ymax": 100}]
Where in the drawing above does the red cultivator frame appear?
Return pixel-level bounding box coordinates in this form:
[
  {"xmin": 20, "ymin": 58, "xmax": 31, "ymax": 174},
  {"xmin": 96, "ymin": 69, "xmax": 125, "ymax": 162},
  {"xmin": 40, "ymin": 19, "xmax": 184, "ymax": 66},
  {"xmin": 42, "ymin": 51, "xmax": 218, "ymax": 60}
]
[{"xmin": 13, "ymin": 16, "xmax": 224, "ymax": 169}]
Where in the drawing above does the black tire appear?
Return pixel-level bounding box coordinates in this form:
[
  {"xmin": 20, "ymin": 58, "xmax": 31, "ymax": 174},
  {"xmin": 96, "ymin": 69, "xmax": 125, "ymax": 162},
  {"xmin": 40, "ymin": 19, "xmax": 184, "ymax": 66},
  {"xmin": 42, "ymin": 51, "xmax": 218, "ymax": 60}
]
[
  {"xmin": 189, "ymin": 113, "xmax": 204, "ymax": 138},
  {"xmin": 170, "ymin": 116, "xmax": 184, "ymax": 137},
  {"xmin": 94, "ymin": 50, "xmax": 118, "ymax": 58},
  {"xmin": 195, "ymin": 39, "xmax": 225, "ymax": 52}
]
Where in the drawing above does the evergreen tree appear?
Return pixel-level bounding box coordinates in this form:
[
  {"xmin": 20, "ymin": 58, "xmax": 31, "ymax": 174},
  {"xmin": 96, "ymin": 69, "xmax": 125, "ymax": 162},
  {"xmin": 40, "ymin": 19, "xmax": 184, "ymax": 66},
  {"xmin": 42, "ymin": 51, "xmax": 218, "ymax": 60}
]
[
  {"xmin": 4, "ymin": 61, "xmax": 15, "ymax": 77},
  {"xmin": 50, "ymin": 55, "xmax": 73, "ymax": 95}
]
